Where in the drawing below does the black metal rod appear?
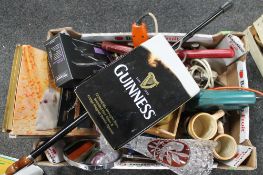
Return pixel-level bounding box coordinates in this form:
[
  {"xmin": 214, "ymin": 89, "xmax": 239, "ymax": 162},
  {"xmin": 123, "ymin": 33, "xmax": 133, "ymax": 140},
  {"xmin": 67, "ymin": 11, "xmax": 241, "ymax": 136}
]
[
  {"xmin": 30, "ymin": 112, "xmax": 90, "ymax": 158},
  {"xmin": 172, "ymin": 0, "xmax": 233, "ymax": 49}
]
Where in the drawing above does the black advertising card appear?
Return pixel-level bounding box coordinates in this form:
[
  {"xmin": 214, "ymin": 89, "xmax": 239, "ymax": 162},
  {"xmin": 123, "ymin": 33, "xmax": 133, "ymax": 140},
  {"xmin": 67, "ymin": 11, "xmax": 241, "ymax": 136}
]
[
  {"xmin": 75, "ymin": 35, "xmax": 200, "ymax": 149},
  {"xmin": 45, "ymin": 33, "xmax": 110, "ymax": 87}
]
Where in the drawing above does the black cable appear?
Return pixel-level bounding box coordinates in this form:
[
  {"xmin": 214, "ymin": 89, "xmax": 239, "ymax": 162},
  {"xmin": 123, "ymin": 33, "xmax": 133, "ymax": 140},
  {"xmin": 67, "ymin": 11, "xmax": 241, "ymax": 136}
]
[{"xmin": 135, "ymin": 13, "xmax": 149, "ymax": 25}]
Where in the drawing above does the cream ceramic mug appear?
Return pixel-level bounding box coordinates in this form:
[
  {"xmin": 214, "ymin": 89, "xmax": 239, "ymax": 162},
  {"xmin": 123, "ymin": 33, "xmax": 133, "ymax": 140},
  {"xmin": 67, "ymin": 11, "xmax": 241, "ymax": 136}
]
[
  {"xmin": 213, "ymin": 134, "xmax": 237, "ymax": 160},
  {"xmin": 187, "ymin": 110, "xmax": 225, "ymax": 140},
  {"xmin": 213, "ymin": 121, "xmax": 237, "ymax": 161}
]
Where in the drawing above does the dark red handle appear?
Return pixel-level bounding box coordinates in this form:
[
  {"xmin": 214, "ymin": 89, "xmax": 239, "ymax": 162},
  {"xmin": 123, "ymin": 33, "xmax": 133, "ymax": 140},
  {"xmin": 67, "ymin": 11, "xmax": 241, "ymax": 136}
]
[
  {"xmin": 176, "ymin": 48, "xmax": 235, "ymax": 59},
  {"xmin": 101, "ymin": 41, "xmax": 133, "ymax": 54}
]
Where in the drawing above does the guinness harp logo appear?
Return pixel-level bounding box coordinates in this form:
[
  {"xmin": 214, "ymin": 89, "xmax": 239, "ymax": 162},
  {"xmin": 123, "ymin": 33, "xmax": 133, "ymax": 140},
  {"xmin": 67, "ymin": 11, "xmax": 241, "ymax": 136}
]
[{"xmin": 140, "ymin": 72, "xmax": 159, "ymax": 89}]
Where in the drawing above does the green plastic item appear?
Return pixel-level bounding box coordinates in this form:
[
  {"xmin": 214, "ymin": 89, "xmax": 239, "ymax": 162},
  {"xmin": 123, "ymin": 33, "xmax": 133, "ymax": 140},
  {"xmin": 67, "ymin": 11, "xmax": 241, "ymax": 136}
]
[{"xmin": 187, "ymin": 90, "xmax": 256, "ymax": 111}]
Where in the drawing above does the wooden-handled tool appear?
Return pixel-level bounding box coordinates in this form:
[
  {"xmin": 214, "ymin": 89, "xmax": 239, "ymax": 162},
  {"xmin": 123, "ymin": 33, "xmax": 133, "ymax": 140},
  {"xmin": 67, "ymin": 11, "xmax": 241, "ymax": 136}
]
[{"xmin": 5, "ymin": 113, "xmax": 89, "ymax": 175}]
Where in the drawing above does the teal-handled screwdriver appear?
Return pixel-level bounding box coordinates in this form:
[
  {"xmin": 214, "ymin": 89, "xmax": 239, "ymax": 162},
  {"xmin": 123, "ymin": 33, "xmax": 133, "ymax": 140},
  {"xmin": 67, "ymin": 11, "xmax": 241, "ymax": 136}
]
[{"xmin": 187, "ymin": 89, "xmax": 258, "ymax": 111}]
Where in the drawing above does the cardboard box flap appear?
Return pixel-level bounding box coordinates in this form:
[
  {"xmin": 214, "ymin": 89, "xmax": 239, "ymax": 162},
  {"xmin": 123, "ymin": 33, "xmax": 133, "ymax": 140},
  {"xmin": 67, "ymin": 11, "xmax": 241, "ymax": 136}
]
[
  {"xmin": 244, "ymin": 14, "xmax": 263, "ymax": 78},
  {"xmin": 244, "ymin": 26, "xmax": 263, "ymax": 77},
  {"xmin": 207, "ymin": 31, "xmax": 245, "ymax": 48},
  {"xmin": 253, "ymin": 15, "xmax": 263, "ymax": 44},
  {"xmin": 47, "ymin": 27, "xmax": 81, "ymax": 40}
]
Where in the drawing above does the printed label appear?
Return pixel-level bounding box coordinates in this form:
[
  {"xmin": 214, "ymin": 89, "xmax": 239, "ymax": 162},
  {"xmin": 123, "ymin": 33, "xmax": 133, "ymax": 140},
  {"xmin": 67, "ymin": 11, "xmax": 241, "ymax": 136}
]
[
  {"xmin": 44, "ymin": 141, "xmax": 65, "ymax": 164},
  {"xmin": 48, "ymin": 42, "xmax": 65, "ymax": 65},
  {"xmin": 237, "ymin": 61, "xmax": 249, "ymax": 143},
  {"xmin": 221, "ymin": 145, "xmax": 253, "ymax": 167}
]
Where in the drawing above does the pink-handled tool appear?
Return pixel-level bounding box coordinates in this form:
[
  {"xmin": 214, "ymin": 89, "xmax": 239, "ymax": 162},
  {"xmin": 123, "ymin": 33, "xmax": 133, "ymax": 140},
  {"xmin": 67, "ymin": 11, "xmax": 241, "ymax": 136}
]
[
  {"xmin": 176, "ymin": 48, "xmax": 235, "ymax": 59},
  {"xmin": 101, "ymin": 41, "xmax": 133, "ymax": 54}
]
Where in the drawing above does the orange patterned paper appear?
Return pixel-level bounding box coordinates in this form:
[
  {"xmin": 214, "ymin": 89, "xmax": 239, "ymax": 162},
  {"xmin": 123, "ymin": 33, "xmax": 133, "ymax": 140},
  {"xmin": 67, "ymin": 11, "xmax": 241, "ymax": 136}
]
[{"xmin": 12, "ymin": 45, "xmax": 58, "ymax": 135}]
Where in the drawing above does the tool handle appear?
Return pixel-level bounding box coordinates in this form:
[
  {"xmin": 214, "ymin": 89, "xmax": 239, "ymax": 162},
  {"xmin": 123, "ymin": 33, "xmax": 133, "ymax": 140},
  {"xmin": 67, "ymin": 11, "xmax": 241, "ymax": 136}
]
[
  {"xmin": 101, "ymin": 41, "xmax": 133, "ymax": 54},
  {"xmin": 5, "ymin": 156, "xmax": 33, "ymax": 175},
  {"xmin": 177, "ymin": 48, "xmax": 235, "ymax": 59},
  {"xmin": 6, "ymin": 113, "xmax": 90, "ymax": 175}
]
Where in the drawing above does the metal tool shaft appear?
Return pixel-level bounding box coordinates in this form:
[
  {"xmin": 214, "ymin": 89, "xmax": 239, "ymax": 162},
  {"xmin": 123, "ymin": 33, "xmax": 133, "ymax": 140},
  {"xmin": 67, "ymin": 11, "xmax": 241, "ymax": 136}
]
[{"xmin": 30, "ymin": 112, "xmax": 89, "ymax": 158}]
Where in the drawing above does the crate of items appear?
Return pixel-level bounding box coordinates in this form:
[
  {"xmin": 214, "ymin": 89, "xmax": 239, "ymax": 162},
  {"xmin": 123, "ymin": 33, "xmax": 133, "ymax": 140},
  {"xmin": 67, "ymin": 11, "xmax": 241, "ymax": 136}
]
[
  {"xmin": 3, "ymin": 27, "xmax": 256, "ymax": 173},
  {"xmin": 3, "ymin": 4, "xmax": 262, "ymax": 174}
]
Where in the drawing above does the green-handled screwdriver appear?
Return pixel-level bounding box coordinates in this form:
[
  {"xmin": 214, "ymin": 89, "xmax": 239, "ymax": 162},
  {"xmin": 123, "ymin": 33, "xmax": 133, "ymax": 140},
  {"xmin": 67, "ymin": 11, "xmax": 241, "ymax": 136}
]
[{"xmin": 187, "ymin": 89, "xmax": 259, "ymax": 111}]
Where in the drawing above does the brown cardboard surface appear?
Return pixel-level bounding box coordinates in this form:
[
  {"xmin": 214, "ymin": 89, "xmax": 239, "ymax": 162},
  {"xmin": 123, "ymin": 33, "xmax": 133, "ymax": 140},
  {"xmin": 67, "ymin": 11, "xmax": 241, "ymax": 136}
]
[
  {"xmin": 244, "ymin": 25, "xmax": 263, "ymax": 78},
  {"xmin": 47, "ymin": 27, "xmax": 81, "ymax": 40},
  {"xmin": 145, "ymin": 106, "xmax": 183, "ymax": 139},
  {"xmin": 253, "ymin": 15, "xmax": 263, "ymax": 44},
  {"xmin": 215, "ymin": 34, "xmax": 256, "ymax": 170}
]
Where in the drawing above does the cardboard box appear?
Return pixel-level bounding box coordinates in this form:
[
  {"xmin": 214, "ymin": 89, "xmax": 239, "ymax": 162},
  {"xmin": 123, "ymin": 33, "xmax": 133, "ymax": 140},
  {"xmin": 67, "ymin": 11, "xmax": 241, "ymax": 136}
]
[
  {"xmin": 3, "ymin": 28, "xmax": 257, "ymax": 171},
  {"xmin": 244, "ymin": 14, "xmax": 263, "ymax": 78}
]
